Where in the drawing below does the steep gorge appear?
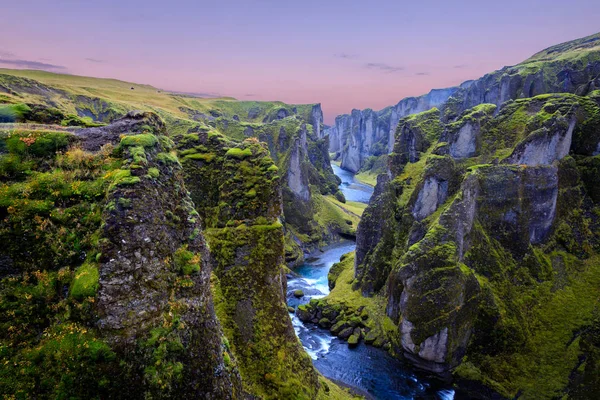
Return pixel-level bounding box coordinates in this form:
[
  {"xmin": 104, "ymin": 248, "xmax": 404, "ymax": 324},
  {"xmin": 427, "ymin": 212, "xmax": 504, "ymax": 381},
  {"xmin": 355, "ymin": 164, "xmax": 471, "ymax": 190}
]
[{"xmin": 1, "ymin": 31, "xmax": 600, "ymax": 400}]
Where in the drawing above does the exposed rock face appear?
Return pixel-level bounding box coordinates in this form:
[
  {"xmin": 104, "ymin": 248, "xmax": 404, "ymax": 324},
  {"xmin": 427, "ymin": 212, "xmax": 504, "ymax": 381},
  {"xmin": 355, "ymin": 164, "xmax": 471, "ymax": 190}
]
[
  {"xmin": 97, "ymin": 123, "xmax": 241, "ymax": 398},
  {"xmin": 476, "ymin": 165, "xmax": 559, "ymax": 246},
  {"xmin": 449, "ymin": 122, "xmax": 478, "ymax": 158},
  {"xmin": 326, "ymin": 88, "xmax": 457, "ymax": 172},
  {"xmin": 412, "ymin": 177, "xmax": 448, "ymax": 221},
  {"xmin": 355, "ymin": 89, "xmax": 600, "ymax": 397},
  {"xmin": 388, "ymin": 87, "xmax": 462, "ymax": 150},
  {"xmin": 443, "ymin": 56, "xmax": 600, "ymax": 122},
  {"xmin": 75, "ymin": 110, "xmax": 165, "ymax": 151},
  {"xmin": 311, "ymin": 104, "xmax": 324, "ymax": 139},
  {"xmin": 287, "ymin": 135, "xmax": 311, "ymax": 202},
  {"xmin": 392, "ymin": 108, "xmax": 443, "ymax": 169},
  {"xmin": 354, "ymin": 173, "xmax": 396, "ymax": 295},
  {"xmin": 504, "ymin": 117, "xmax": 576, "ymax": 166}
]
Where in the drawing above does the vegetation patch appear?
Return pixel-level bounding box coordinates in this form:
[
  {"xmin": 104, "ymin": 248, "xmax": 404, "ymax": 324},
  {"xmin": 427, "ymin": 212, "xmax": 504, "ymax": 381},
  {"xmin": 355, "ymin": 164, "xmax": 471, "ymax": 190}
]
[{"xmin": 70, "ymin": 263, "xmax": 100, "ymax": 299}]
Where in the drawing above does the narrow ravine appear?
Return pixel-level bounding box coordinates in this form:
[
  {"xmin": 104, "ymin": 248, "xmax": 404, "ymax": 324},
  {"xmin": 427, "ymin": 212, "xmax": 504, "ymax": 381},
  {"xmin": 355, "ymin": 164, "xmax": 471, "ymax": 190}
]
[{"xmin": 286, "ymin": 164, "xmax": 455, "ymax": 400}]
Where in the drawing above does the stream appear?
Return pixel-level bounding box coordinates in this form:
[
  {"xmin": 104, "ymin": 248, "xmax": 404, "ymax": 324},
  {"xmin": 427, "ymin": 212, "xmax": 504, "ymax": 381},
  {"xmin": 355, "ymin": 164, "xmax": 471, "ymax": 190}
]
[{"xmin": 286, "ymin": 164, "xmax": 455, "ymax": 400}]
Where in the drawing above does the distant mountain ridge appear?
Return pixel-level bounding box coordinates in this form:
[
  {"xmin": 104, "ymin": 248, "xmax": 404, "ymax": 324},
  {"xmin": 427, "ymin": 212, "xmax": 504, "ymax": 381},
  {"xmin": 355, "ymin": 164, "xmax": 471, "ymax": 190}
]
[{"xmin": 326, "ymin": 31, "xmax": 600, "ymax": 172}]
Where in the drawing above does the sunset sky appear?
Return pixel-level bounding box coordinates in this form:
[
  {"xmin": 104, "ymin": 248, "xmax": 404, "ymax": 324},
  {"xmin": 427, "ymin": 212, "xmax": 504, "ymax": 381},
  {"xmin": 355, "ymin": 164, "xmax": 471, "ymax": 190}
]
[{"xmin": 1, "ymin": 0, "xmax": 599, "ymax": 124}]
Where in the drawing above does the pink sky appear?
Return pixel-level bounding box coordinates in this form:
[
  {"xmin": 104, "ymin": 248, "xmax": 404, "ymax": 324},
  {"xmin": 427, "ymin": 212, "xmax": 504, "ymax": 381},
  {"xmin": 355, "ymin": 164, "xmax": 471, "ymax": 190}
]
[{"xmin": 1, "ymin": 0, "xmax": 599, "ymax": 124}]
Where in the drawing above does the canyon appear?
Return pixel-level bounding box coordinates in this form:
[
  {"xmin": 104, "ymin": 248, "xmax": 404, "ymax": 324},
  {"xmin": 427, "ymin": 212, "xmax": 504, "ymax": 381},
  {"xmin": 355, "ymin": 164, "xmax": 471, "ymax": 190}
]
[{"xmin": 1, "ymin": 31, "xmax": 600, "ymax": 400}]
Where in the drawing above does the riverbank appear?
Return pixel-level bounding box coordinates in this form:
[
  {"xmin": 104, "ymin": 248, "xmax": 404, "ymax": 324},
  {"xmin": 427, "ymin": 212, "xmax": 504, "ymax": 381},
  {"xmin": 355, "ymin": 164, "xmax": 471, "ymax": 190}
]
[{"xmin": 286, "ymin": 164, "xmax": 454, "ymax": 399}]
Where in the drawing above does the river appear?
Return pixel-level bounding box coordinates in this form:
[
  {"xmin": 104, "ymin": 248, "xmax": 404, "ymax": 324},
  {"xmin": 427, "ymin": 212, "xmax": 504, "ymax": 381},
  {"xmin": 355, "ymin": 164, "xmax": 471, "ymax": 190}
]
[{"xmin": 286, "ymin": 164, "xmax": 455, "ymax": 400}]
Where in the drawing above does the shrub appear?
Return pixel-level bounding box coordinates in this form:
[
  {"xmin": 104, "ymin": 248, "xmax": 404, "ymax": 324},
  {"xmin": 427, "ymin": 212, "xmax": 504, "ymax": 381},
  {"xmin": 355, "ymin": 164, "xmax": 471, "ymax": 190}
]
[
  {"xmin": 6, "ymin": 131, "xmax": 71, "ymax": 158},
  {"xmin": 0, "ymin": 103, "xmax": 31, "ymax": 122}
]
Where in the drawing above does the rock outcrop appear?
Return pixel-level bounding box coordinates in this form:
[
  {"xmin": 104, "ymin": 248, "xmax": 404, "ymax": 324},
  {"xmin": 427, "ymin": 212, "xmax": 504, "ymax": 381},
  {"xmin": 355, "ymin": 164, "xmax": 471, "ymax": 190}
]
[
  {"xmin": 177, "ymin": 130, "xmax": 321, "ymax": 398},
  {"xmin": 0, "ymin": 113, "xmax": 243, "ymax": 398},
  {"xmin": 354, "ymin": 91, "xmax": 600, "ymax": 397}
]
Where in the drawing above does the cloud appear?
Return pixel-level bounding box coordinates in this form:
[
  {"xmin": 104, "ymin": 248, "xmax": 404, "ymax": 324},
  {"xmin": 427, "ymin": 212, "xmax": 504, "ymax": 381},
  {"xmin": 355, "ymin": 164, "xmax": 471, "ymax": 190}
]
[
  {"xmin": 365, "ymin": 62, "xmax": 404, "ymax": 73},
  {"xmin": 415, "ymin": 72, "xmax": 430, "ymax": 76},
  {"xmin": 85, "ymin": 58, "xmax": 104, "ymax": 63},
  {"xmin": 334, "ymin": 53, "xmax": 358, "ymax": 59},
  {"xmin": 0, "ymin": 58, "xmax": 67, "ymax": 71},
  {"xmin": 0, "ymin": 50, "xmax": 15, "ymax": 58},
  {"xmin": 244, "ymin": 93, "xmax": 256, "ymax": 97},
  {"xmin": 453, "ymin": 64, "xmax": 468, "ymax": 69}
]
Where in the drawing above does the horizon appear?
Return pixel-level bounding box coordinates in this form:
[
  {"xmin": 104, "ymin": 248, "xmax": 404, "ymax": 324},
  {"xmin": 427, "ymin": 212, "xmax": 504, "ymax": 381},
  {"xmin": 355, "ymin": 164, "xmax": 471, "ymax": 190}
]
[{"xmin": 1, "ymin": 0, "xmax": 599, "ymax": 124}]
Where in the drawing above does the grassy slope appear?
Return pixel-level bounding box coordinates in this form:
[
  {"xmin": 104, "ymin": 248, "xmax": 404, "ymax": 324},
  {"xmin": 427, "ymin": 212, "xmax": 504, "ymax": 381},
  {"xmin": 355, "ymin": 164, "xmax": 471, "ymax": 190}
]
[
  {"xmin": 353, "ymin": 172, "xmax": 377, "ymax": 187},
  {"xmin": 325, "ymin": 195, "xmax": 368, "ymax": 218},
  {"xmin": 0, "ymin": 68, "xmax": 315, "ymax": 129}
]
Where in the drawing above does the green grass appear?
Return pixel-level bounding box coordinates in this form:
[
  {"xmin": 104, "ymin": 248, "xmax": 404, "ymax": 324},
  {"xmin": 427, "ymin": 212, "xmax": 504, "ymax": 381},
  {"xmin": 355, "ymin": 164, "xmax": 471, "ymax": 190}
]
[
  {"xmin": 325, "ymin": 195, "xmax": 368, "ymax": 217},
  {"xmin": 315, "ymin": 192, "xmax": 359, "ymax": 234},
  {"xmin": 354, "ymin": 171, "xmax": 377, "ymax": 187},
  {"xmin": 0, "ymin": 68, "xmax": 320, "ymax": 131}
]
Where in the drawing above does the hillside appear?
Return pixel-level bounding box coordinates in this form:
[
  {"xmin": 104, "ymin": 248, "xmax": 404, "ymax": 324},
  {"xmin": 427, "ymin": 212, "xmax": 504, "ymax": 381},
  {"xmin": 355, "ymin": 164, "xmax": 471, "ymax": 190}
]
[{"xmin": 0, "ymin": 68, "xmax": 356, "ymax": 265}]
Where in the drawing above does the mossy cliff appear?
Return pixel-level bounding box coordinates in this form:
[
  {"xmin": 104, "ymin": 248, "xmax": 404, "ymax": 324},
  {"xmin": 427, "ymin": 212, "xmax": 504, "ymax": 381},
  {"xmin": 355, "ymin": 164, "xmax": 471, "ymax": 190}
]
[
  {"xmin": 351, "ymin": 92, "xmax": 600, "ymax": 398},
  {"xmin": 0, "ymin": 112, "xmax": 243, "ymax": 398},
  {"xmin": 0, "ymin": 70, "xmax": 347, "ymax": 264},
  {"xmin": 201, "ymin": 107, "xmax": 348, "ymax": 262},
  {"xmin": 328, "ymin": 32, "xmax": 600, "ymax": 173},
  {"xmin": 174, "ymin": 128, "xmax": 325, "ymax": 398}
]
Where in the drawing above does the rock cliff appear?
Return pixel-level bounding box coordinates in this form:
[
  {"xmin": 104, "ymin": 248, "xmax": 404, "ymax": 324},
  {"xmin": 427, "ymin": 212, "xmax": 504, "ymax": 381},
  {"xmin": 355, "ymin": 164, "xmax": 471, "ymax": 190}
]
[
  {"xmin": 354, "ymin": 91, "xmax": 600, "ymax": 397},
  {"xmin": 0, "ymin": 112, "xmax": 243, "ymax": 398},
  {"xmin": 176, "ymin": 130, "xmax": 321, "ymax": 398},
  {"xmin": 326, "ymin": 87, "xmax": 459, "ymax": 172},
  {"xmin": 328, "ymin": 32, "xmax": 600, "ymax": 173}
]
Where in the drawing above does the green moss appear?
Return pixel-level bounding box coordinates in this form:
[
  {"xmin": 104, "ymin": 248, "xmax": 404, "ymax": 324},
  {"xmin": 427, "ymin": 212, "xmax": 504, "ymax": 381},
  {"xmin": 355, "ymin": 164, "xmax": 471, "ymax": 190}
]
[
  {"xmin": 174, "ymin": 245, "xmax": 201, "ymax": 275},
  {"xmin": 107, "ymin": 169, "xmax": 140, "ymax": 189},
  {"xmin": 119, "ymin": 133, "xmax": 158, "ymax": 148},
  {"xmin": 128, "ymin": 145, "xmax": 147, "ymax": 165},
  {"xmin": 147, "ymin": 167, "xmax": 160, "ymax": 178},
  {"xmin": 225, "ymin": 147, "xmax": 253, "ymax": 159},
  {"xmin": 157, "ymin": 151, "xmax": 180, "ymax": 165},
  {"xmin": 70, "ymin": 263, "xmax": 100, "ymax": 299},
  {"xmin": 184, "ymin": 152, "xmax": 216, "ymax": 162},
  {"xmin": 347, "ymin": 335, "xmax": 359, "ymax": 346}
]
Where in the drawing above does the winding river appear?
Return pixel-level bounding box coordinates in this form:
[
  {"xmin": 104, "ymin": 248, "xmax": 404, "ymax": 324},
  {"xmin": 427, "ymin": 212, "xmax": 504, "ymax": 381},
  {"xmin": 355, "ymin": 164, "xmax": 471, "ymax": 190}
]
[{"xmin": 286, "ymin": 164, "xmax": 455, "ymax": 400}]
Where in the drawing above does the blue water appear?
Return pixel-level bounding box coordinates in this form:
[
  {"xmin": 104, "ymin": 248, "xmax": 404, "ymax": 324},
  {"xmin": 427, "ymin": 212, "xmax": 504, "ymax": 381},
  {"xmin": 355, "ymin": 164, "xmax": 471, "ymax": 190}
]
[
  {"xmin": 332, "ymin": 163, "xmax": 374, "ymax": 203},
  {"xmin": 287, "ymin": 165, "xmax": 455, "ymax": 399}
]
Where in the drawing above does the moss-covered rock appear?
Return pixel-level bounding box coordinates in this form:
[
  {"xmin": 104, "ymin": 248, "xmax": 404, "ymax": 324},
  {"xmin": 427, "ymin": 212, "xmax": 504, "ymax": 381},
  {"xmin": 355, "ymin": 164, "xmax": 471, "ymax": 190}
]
[
  {"xmin": 0, "ymin": 112, "xmax": 244, "ymax": 398},
  {"xmin": 177, "ymin": 129, "xmax": 321, "ymax": 398},
  {"xmin": 353, "ymin": 90, "xmax": 600, "ymax": 397}
]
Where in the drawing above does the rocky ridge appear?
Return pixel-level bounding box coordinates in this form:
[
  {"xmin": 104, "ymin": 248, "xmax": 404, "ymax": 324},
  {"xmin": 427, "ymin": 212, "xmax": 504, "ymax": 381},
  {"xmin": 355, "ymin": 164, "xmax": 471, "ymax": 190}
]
[{"xmin": 327, "ymin": 32, "xmax": 600, "ymax": 173}]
